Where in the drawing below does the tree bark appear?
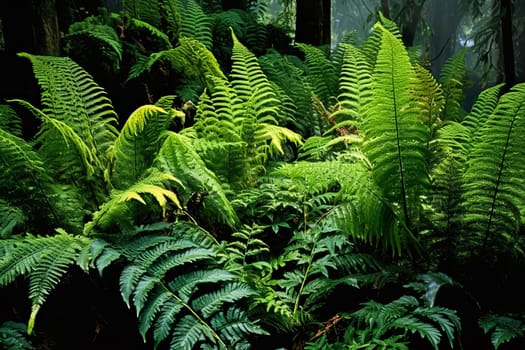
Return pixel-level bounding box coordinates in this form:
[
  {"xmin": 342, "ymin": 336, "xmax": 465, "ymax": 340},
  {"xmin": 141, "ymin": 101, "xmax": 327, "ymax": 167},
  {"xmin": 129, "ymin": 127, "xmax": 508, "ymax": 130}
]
[
  {"xmin": 500, "ymin": 0, "xmax": 516, "ymax": 89},
  {"xmin": 0, "ymin": 0, "xmax": 60, "ymax": 56},
  {"xmin": 295, "ymin": 0, "xmax": 331, "ymax": 46}
]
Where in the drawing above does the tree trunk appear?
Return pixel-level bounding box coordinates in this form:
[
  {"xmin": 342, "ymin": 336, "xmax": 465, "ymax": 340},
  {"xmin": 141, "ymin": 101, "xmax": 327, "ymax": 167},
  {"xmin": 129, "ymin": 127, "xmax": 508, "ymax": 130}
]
[
  {"xmin": 222, "ymin": 0, "xmax": 246, "ymax": 10},
  {"xmin": 295, "ymin": 0, "xmax": 331, "ymax": 46},
  {"xmin": 1, "ymin": 0, "xmax": 60, "ymax": 56},
  {"xmin": 500, "ymin": 0, "xmax": 516, "ymax": 89}
]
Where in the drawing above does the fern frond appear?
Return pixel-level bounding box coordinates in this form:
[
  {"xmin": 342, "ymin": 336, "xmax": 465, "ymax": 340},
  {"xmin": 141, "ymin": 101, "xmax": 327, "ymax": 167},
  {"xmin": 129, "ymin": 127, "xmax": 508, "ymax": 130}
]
[
  {"xmin": 129, "ymin": 18, "xmax": 172, "ymax": 49},
  {"xmin": 0, "ymin": 231, "xmax": 91, "ymax": 334},
  {"xmin": 296, "ymin": 43, "xmax": 338, "ymax": 107},
  {"xmin": 0, "ymin": 321, "xmax": 35, "ymax": 350},
  {"xmin": 64, "ymin": 23, "xmax": 123, "ymax": 69},
  {"xmin": 176, "ymin": 0, "xmax": 213, "ymax": 49},
  {"xmin": 85, "ymin": 168, "xmax": 182, "ymax": 234},
  {"xmin": 479, "ymin": 313, "xmax": 525, "ymax": 349},
  {"xmin": 439, "ymin": 49, "xmax": 467, "ymax": 121},
  {"xmin": 461, "ymin": 82, "xmax": 525, "ymax": 251},
  {"xmin": 230, "ymin": 30, "xmax": 281, "ymax": 125},
  {"xmin": 109, "ymin": 105, "xmax": 177, "ymax": 188},
  {"xmin": 362, "ymin": 23, "xmax": 430, "ymax": 229},
  {"xmin": 119, "ymin": 229, "xmax": 266, "ymax": 349},
  {"xmin": 156, "ymin": 131, "xmax": 238, "ymax": 228},
  {"xmin": 0, "ymin": 104, "xmax": 22, "ymax": 136},
  {"xmin": 332, "ymin": 43, "xmax": 373, "ymax": 124}
]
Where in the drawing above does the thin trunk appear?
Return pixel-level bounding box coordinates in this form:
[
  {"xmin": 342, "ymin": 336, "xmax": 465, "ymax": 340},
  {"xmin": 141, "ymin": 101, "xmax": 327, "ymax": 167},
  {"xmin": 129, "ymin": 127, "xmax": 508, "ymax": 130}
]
[
  {"xmin": 501, "ymin": 0, "xmax": 516, "ymax": 90},
  {"xmin": 295, "ymin": 0, "xmax": 331, "ymax": 46}
]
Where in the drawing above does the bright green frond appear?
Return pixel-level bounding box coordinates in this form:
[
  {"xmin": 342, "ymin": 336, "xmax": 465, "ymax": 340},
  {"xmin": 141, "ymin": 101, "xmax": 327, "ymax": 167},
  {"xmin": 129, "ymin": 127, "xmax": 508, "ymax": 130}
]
[
  {"xmin": 85, "ymin": 168, "xmax": 182, "ymax": 234},
  {"xmin": 110, "ymin": 104, "xmax": 175, "ymax": 188},
  {"xmin": 230, "ymin": 30, "xmax": 282, "ymax": 125},
  {"xmin": 363, "ymin": 22, "xmax": 430, "ymax": 228},
  {"xmin": 156, "ymin": 131, "xmax": 239, "ymax": 228}
]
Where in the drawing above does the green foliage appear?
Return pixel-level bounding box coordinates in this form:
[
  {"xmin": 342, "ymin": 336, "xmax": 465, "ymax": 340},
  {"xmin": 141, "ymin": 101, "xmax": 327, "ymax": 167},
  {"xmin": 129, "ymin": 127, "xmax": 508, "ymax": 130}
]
[
  {"xmin": 296, "ymin": 43, "xmax": 338, "ymax": 108},
  {"xmin": 479, "ymin": 313, "xmax": 525, "ymax": 349},
  {"xmin": 156, "ymin": 131, "xmax": 239, "ymax": 228},
  {"xmin": 439, "ymin": 49, "xmax": 468, "ymax": 122},
  {"xmin": 108, "ymin": 222, "xmax": 268, "ymax": 349},
  {"xmin": 0, "ymin": 231, "xmax": 91, "ymax": 334},
  {"xmin": 347, "ymin": 293, "xmax": 460, "ymax": 349},
  {"xmin": 362, "ymin": 23, "xmax": 430, "ymax": 230},
  {"xmin": 460, "ymin": 82, "xmax": 525, "ymax": 255},
  {"xmin": 0, "ymin": 321, "xmax": 35, "ymax": 350}
]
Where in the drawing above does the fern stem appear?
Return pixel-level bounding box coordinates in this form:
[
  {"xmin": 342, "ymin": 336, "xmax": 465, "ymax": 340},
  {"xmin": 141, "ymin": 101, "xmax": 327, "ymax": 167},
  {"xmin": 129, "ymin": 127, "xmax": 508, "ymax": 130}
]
[
  {"xmin": 159, "ymin": 282, "xmax": 228, "ymax": 349},
  {"xmin": 389, "ymin": 49, "xmax": 411, "ymax": 228},
  {"xmin": 481, "ymin": 116, "xmax": 516, "ymax": 251}
]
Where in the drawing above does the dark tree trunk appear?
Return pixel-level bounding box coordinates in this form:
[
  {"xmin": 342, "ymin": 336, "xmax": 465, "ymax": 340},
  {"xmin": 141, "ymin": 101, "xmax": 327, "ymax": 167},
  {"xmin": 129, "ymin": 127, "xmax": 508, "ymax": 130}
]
[
  {"xmin": 400, "ymin": 0, "xmax": 426, "ymax": 47},
  {"xmin": 295, "ymin": 0, "xmax": 331, "ymax": 46},
  {"xmin": 381, "ymin": 0, "xmax": 390, "ymax": 18},
  {"xmin": 0, "ymin": 0, "xmax": 61, "ymax": 56},
  {"xmin": 500, "ymin": 0, "xmax": 516, "ymax": 89},
  {"xmin": 222, "ymin": 0, "xmax": 246, "ymax": 10}
]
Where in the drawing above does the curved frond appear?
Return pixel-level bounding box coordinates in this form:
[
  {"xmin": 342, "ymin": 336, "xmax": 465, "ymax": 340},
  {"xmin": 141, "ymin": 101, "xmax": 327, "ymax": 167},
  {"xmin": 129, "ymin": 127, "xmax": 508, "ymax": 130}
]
[
  {"xmin": 85, "ymin": 168, "xmax": 182, "ymax": 234},
  {"xmin": 117, "ymin": 227, "xmax": 266, "ymax": 349},
  {"xmin": 0, "ymin": 231, "xmax": 91, "ymax": 334},
  {"xmin": 109, "ymin": 105, "xmax": 178, "ymax": 188},
  {"xmin": 156, "ymin": 131, "xmax": 239, "ymax": 228}
]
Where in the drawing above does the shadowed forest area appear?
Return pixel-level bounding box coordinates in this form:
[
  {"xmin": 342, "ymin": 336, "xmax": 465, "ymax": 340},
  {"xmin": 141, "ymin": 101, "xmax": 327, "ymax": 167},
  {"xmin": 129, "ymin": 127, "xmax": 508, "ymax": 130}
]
[{"xmin": 1, "ymin": 1, "xmax": 525, "ymax": 349}]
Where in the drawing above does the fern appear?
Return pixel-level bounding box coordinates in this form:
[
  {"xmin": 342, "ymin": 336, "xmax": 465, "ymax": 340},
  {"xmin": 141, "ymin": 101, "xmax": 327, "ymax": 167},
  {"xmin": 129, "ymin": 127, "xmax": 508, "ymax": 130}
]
[
  {"xmin": 84, "ymin": 168, "xmax": 182, "ymax": 234},
  {"xmin": 350, "ymin": 293, "xmax": 460, "ymax": 350},
  {"xmin": 156, "ymin": 131, "xmax": 239, "ymax": 228},
  {"xmin": 117, "ymin": 222, "xmax": 268, "ymax": 349},
  {"xmin": 15, "ymin": 53, "xmax": 118, "ymax": 208},
  {"xmin": 123, "ymin": 0, "xmax": 161, "ymax": 27},
  {"xmin": 439, "ymin": 49, "xmax": 467, "ymax": 121},
  {"xmin": 230, "ymin": 29, "xmax": 281, "ymax": 125},
  {"xmin": 0, "ymin": 321, "xmax": 35, "ymax": 350},
  {"xmin": 0, "ymin": 231, "xmax": 91, "ymax": 334},
  {"xmin": 109, "ymin": 104, "xmax": 181, "ymax": 188},
  {"xmin": 64, "ymin": 23, "xmax": 123, "ymax": 71},
  {"xmin": 362, "ymin": 23, "xmax": 430, "ymax": 230},
  {"xmin": 332, "ymin": 43, "xmax": 373, "ymax": 125},
  {"xmin": 461, "ymin": 82, "xmax": 525, "ymax": 253},
  {"xmin": 296, "ymin": 43, "xmax": 338, "ymax": 108},
  {"xmin": 0, "ymin": 104, "xmax": 22, "ymax": 136},
  {"xmin": 479, "ymin": 313, "xmax": 525, "ymax": 349},
  {"xmin": 175, "ymin": 0, "xmax": 213, "ymax": 49}
]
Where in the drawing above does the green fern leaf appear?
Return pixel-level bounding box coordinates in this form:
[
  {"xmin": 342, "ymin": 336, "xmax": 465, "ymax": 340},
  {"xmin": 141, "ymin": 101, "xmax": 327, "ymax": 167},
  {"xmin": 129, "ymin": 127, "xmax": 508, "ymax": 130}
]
[
  {"xmin": 461, "ymin": 82, "xmax": 525, "ymax": 250},
  {"xmin": 175, "ymin": 0, "xmax": 213, "ymax": 49},
  {"xmin": 333, "ymin": 43, "xmax": 373, "ymax": 124},
  {"xmin": 156, "ymin": 131, "xmax": 239, "ymax": 227},
  {"xmin": 439, "ymin": 49, "xmax": 467, "ymax": 121},
  {"xmin": 85, "ymin": 168, "xmax": 182, "ymax": 234},
  {"xmin": 230, "ymin": 29, "xmax": 281, "ymax": 125},
  {"xmin": 192, "ymin": 282, "xmax": 254, "ymax": 318},
  {"xmin": 0, "ymin": 231, "xmax": 90, "ymax": 334},
  {"xmin": 362, "ymin": 22, "xmax": 430, "ymax": 229},
  {"xmin": 296, "ymin": 43, "xmax": 338, "ymax": 107},
  {"xmin": 170, "ymin": 315, "xmax": 216, "ymax": 350},
  {"xmin": 109, "ymin": 104, "xmax": 179, "ymax": 188}
]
